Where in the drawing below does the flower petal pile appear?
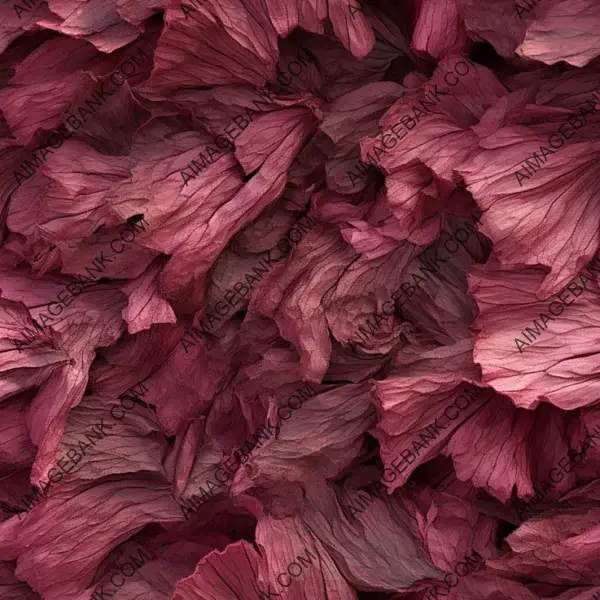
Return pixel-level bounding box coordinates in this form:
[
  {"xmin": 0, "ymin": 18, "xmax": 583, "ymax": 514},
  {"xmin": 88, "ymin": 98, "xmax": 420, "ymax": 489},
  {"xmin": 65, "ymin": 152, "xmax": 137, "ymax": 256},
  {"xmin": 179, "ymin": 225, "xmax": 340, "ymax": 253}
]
[{"xmin": 1, "ymin": 1, "xmax": 600, "ymax": 599}]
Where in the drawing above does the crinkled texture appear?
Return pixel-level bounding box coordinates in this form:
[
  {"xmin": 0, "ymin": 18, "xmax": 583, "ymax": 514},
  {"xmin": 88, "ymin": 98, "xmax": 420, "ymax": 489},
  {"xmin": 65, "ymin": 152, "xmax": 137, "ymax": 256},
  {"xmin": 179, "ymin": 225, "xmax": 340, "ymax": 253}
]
[
  {"xmin": 89, "ymin": 324, "xmax": 184, "ymax": 399},
  {"xmin": 121, "ymin": 262, "xmax": 177, "ymax": 334},
  {"xmin": 43, "ymin": 0, "xmax": 141, "ymax": 52},
  {"xmin": 469, "ymin": 260, "xmax": 600, "ymax": 410},
  {"xmin": 0, "ymin": 268, "xmax": 128, "ymax": 481},
  {"xmin": 108, "ymin": 102, "xmax": 320, "ymax": 310},
  {"xmin": 0, "ymin": 37, "xmax": 100, "ymax": 146},
  {"xmin": 445, "ymin": 396, "xmax": 577, "ymax": 503},
  {"xmin": 184, "ymin": 204, "xmax": 308, "ymax": 338},
  {"xmin": 172, "ymin": 540, "xmax": 265, "ymax": 600},
  {"xmin": 59, "ymin": 224, "xmax": 158, "ymax": 281},
  {"xmin": 144, "ymin": 338, "xmax": 228, "ymax": 436},
  {"xmin": 486, "ymin": 508, "xmax": 600, "ymax": 585},
  {"xmin": 292, "ymin": 480, "xmax": 442, "ymax": 592},
  {"xmin": 517, "ymin": 0, "xmax": 600, "ymax": 67},
  {"xmin": 12, "ymin": 480, "xmax": 182, "ymax": 600},
  {"xmin": 369, "ymin": 56, "xmax": 507, "ymax": 183},
  {"xmin": 321, "ymin": 81, "xmax": 406, "ymax": 193},
  {"xmin": 372, "ymin": 341, "xmax": 485, "ymax": 490},
  {"xmin": 5, "ymin": 172, "xmax": 59, "ymax": 271},
  {"xmin": 56, "ymin": 393, "xmax": 168, "ymax": 483},
  {"xmin": 412, "ymin": 0, "xmax": 469, "ymax": 60},
  {"xmin": 0, "ymin": 561, "xmax": 41, "ymax": 600},
  {"xmin": 2, "ymin": 3, "xmax": 600, "ymax": 599},
  {"xmin": 382, "ymin": 163, "xmax": 447, "ymax": 246},
  {"xmin": 392, "ymin": 213, "xmax": 490, "ymax": 344},
  {"xmin": 175, "ymin": 417, "xmax": 222, "ymax": 503},
  {"xmin": 150, "ymin": 1, "xmax": 281, "ymax": 92},
  {"xmin": 456, "ymin": 0, "xmax": 528, "ymax": 58},
  {"xmin": 175, "ymin": 478, "xmax": 442, "ymax": 598},
  {"xmin": 0, "ymin": 139, "xmax": 39, "ymax": 247},
  {"xmin": 36, "ymin": 141, "xmax": 135, "ymax": 247},
  {"xmin": 458, "ymin": 0, "xmax": 600, "ymax": 67},
  {"xmin": 115, "ymin": 0, "xmax": 170, "ymax": 27},
  {"xmin": 0, "ymin": 4, "xmax": 55, "ymax": 57},
  {"xmin": 0, "ymin": 32, "xmax": 155, "ymax": 148},
  {"xmin": 462, "ymin": 107, "xmax": 600, "ymax": 298},
  {"xmin": 370, "ymin": 59, "xmax": 600, "ymax": 297},
  {"xmin": 0, "ymin": 395, "xmax": 37, "ymax": 474},
  {"xmin": 561, "ymin": 478, "xmax": 600, "ymax": 509},
  {"xmin": 399, "ymin": 483, "xmax": 497, "ymax": 572},
  {"xmin": 0, "ymin": 299, "xmax": 68, "ymax": 403},
  {"xmin": 82, "ymin": 538, "xmax": 187, "ymax": 600},
  {"xmin": 151, "ymin": 0, "xmax": 373, "ymax": 98},
  {"xmin": 316, "ymin": 227, "xmax": 417, "ymax": 357},
  {"xmin": 298, "ymin": 25, "xmax": 411, "ymax": 104},
  {"xmin": 232, "ymin": 381, "xmax": 376, "ymax": 491},
  {"xmin": 254, "ymin": 513, "xmax": 358, "ymax": 599},
  {"xmin": 252, "ymin": 223, "xmax": 357, "ymax": 381}
]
